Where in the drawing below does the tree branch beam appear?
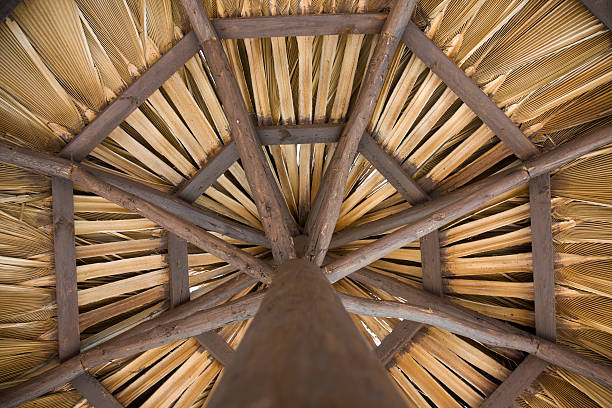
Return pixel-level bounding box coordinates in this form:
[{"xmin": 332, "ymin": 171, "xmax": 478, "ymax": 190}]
[
  {"xmin": 180, "ymin": 0, "xmax": 297, "ymax": 263},
  {"xmin": 326, "ymin": 124, "xmax": 612, "ymax": 277},
  {"xmin": 305, "ymin": 0, "xmax": 417, "ymax": 265},
  {"xmin": 400, "ymin": 22, "xmax": 539, "ymax": 160}
]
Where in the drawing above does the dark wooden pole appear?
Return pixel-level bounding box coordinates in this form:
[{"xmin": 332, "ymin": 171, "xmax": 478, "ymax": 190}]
[
  {"xmin": 579, "ymin": 0, "xmax": 611, "ymax": 31},
  {"xmin": 206, "ymin": 259, "xmax": 408, "ymax": 407},
  {"xmin": 180, "ymin": 0, "xmax": 297, "ymax": 263},
  {"xmin": 339, "ymin": 294, "xmax": 612, "ymax": 388},
  {"xmin": 305, "ymin": 0, "xmax": 417, "ymax": 265}
]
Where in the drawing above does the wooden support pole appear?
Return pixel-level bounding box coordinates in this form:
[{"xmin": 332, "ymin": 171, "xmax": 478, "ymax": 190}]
[
  {"xmin": 326, "ymin": 124, "xmax": 612, "ymax": 274},
  {"xmin": 180, "ymin": 0, "xmax": 297, "ymax": 263},
  {"xmin": 400, "ymin": 22, "xmax": 539, "ymax": 160},
  {"xmin": 340, "ymin": 294, "xmax": 612, "ymax": 388},
  {"xmin": 206, "ymin": 259, "xmax": 408, "ymax": 407},
  {"xmin": 375, "ymin": 320, "xmax": 423, "ymax": 367},
  {"xmin": 420, "ymin": 230, "xmax": 443, "ymax": 295},
  {"xmin": 0, "ymin": 143, "xmax": 274, "ymax": 283},
  {"xmin": 481, "ymin": 173, "xmax": 557, "ymax": 407},
  {"xmin": 305, "ymin": 0, "xmax": 416, "ymax": 265}
]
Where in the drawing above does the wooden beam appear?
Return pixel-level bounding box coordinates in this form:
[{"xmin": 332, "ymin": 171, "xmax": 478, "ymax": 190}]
[
  {"xmin": 530, "ymin": 173, "xmax": 556, "ymax": 341},
  {"xmin": 481, "ymin": 173, "xmax": 557, "ymax": 406},
  {"xmin": 480, "ymin": 355, "xmax": 549, "ymax": 408},
  {"xmin": 180, "ymin": 0, "xmax": 297, "ymax": 263},
  {"xmin": 211, "ymin": 13, "xmax": 386, "ymax": 39},
  {"xmin": 305, "ymin": 0, "xmax": 417, "ymax": 265},
  {"xmin": 206, "ymin": 259, "xmax": 407, "ymax": 407},
  {"xmin": 328, "ymin": 123, "xmax": 612, "ymax": 261},
  {"xmin": 0, "ymin": 143, "xmax": 275, "ymax": 283},
  {"xmin": 375, "ymin": 321, "xmax": 423, "ymax": 367},
  {"xmin": 85, "ymin": 165, "xmax": 268, "ymax": 246},
  {"xmin": 258, "ymin": 123, "xmax": 343, "ymax": 145},
  {"xmin": 60, "ymin": 32, "xmax": 200, "ymax": 162},
  {"xmin": 357, "ymin": 132, "xmax": 428, "ymax": 205},
  {"xmin": 0, "ymin": 290, "xmax": 265, "ymax": 408},
  {"xmin": 52, "ymin": 175, "xmax": 122, "ymax": 408},
  {"xmin": 420, "ymin": 230, "xmax": 443, "ymax": 296},
  {"xmin": 168, "ymin": 233, "xmax": 191, "ymax": 308},
  {"xmin": 70, "ymin": 374, "xmax": 123, "ymax": 408},
  {"xmin": 194, "ymin": 331, "xmax": 235, "ymax": 366},
  {"xmin": 339, "ymin": 294, "xmax": 612, "ymax": 388},
  {"xmin": 0, "ymin": 0, "xmax": 21, "ymax": 21},
  {"xmin": 52, "ymin": 177, "xmax": 80, "ymax": 361},
  {"xmin": 579, "ymin": 0, "xmax": 612, "ymax": 31},
  {"xmin": 401, "ymin": 22, "xmax": 539, "ymax": 160}
]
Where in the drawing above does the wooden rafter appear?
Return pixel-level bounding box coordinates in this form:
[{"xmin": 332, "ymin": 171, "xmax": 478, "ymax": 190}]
[
  {"xmin": 305, "ymin": 0, "xmax": 417, "ymax": 265},
  {"xmin": 482, "ymin": 173, "xmax": 558, "ymax": 406},
  {"xmin": 400, "ymin": 22, "xmax": 540, "ymax": 160},
  {"xmin": 340, "ymin": 294, "xmax": 612, "ymax": 388},
  {"xmin": 180, "ymin": 0, "xmax": 297, "ymax": 263}
]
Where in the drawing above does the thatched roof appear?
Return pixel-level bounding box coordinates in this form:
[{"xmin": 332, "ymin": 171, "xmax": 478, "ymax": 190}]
[{"xmin": 0, "ymin": 0, "xmax": 610, "ymax": 407}]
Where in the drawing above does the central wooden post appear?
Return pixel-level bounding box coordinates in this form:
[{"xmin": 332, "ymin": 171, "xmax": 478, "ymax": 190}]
[{"xmin": 207, "ymin": 259, "xmax": 407, "ymax": 407}]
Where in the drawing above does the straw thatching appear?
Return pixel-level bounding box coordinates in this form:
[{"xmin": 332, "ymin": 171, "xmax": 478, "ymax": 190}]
[{"xmin": 0, "ymin": 0, "xmax": 610, "ymax": 406}]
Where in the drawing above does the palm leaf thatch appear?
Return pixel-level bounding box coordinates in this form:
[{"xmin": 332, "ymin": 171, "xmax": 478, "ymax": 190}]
[{"xmin": 0, "ymin": 0, "xmax": 610, "ymax": 406}]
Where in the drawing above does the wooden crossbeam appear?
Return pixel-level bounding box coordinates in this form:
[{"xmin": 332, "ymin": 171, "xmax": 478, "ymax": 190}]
[
  {"xmin": 211, "ymin": 13, "xmax": 386, "ymax": 39},
  {"xmin": 305, "ymin": 0, "xmax": 417, "ymax": 265},
  {"xmin": 579, "ymin": 0, "xmax": 612, "ymax": 31},
  {"xmin": 52, "ymin": 173, "xmax": 122, "ymax": 408},
  {"xmin": 400, "ymin": 22, "xmax": 539, "ymax": 160},
  {"xmin": 180, "ymin": 0, "xmax": 297, "ymax": 263},
  {"xmin": 375, "ymin": 320, "xmax": 423, "ymax": 367},
  {"xmin": 482, "ymin": 173, "xmax": 558, "ymax": 406}
]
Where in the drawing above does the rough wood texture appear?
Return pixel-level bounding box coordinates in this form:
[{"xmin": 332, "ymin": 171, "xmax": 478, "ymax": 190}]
[
  {"xmin": 85, "ymin": 165, "xmax": 268, "ymax": 246},
  {"xmin": 580, "ymin": 0, "xmax": 612, "ymax": 31},
  {"xmin": 376, "ymin": 321, "xmax": 423, "ymax": 367},
  {"xmin": 330, "ymin": 123, "xmax": 612, "ymax": 248},
  {"xmin": 211, "ymin": 13, "xmax": 386, "ymax": 39},
  {"xmin": 358, "ymin": 132, "xmax": 428, "ymax": 204},
  {"xmin": 305, "ymin": 0, "xmax": 416, "ymax": 265},
  {"xmin": 52, "ymin": 177, "xmax": 80, "ymax": 361},
  {"xmin": 168, "ymin": 233, "xmax": 191, "ymax": 308},
  {"xmin": 176, "ymin": 143, "xmax": 238, "ymax": 202},
  {"xmin": 206, "ymin": 259, "xmax": 408, "ymax": 407},
  {"xmin": 530, "ymin": 173, "xmax": 556, "ymax": 341},
  {"xmin": 71, "ymin": 374, "xmax": 123, "ymax": 408},
  {"xmin": 478, "ymin": 355, "xmax": 550, "ymax": 408},
  {"xmin": 60, "ymin": 32, "xmax": 200, "ymax": 161},
  {"xmin": 181, "ymin": 0, "xmax": 297, "ymax": 263},
  {"xmin": 340, "ymin": 294, "xmax": 612, "ymax": 388},
  {"xmin": 401, "ymin": 22, "xmax": 539, "ymax": 160},
  {"xmin": 194, "ymin": 331, "xmax": 235, "ymax": 366},
  {"xmin": 258, "ymin": 124, "xmax": 342, "ymax": 145},
  {"xmin": 420, "ymin": 230, "xmax": 443, "ymax": 296}
]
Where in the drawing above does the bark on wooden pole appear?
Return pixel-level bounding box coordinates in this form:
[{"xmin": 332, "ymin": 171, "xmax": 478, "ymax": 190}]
[
  {"xmin": 340, "ymin": 294, "xmax": 612, "ymax": 388},
  {"xmin": 206, "ymin": 259, "xmax": 408, "ymax": 407},
  {"xmin": 180, "ymin": 0, "xmax": 297, "ymax": 263},
  {"xmin": 305, "ymin": 0, "xmax": 417, "ymax": 265}
]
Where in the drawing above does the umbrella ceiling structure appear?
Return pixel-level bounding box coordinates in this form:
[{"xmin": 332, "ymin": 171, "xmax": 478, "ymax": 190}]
[{"xmin": 0, "ymin": 0, "xmax": 611, "ymax": 407}]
